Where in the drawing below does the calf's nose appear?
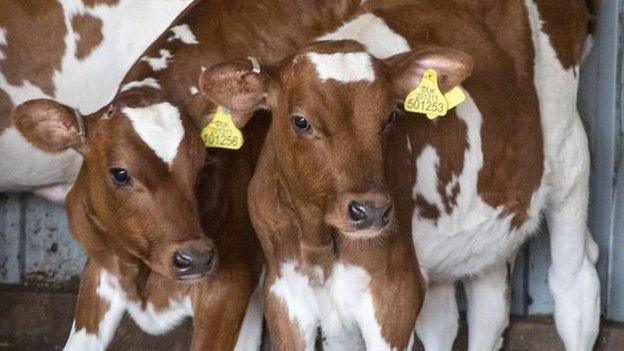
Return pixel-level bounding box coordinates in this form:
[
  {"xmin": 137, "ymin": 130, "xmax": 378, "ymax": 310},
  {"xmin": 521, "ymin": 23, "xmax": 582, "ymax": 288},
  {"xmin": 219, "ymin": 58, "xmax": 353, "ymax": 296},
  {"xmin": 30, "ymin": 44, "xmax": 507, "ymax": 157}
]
[
  {"xmin": 348, "ymin": 200, "xmax": 393, "ymax": 229},
  {"xmin": 172, "ymin": 248, "xmax": 215, "ymax": 279}
]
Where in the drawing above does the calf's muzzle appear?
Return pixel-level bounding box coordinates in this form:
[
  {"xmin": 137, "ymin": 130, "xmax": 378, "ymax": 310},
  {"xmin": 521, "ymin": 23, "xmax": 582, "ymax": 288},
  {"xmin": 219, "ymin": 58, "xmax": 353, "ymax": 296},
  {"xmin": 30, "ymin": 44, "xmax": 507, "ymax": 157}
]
[{"xmin": 348, "ymin": 199, "xmax": 393, "ymax": 229}]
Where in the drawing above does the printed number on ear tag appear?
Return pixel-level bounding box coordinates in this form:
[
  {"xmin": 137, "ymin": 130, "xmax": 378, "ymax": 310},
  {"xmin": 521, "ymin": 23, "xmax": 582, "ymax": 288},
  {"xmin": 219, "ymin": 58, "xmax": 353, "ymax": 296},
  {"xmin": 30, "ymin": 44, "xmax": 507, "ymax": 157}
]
[
  {"xmin": 403, "ymin": 69, "xmax": 465, "ymax": 120},
  {"xmin": 201, "ymin": 106, "xmax": 244, "ymax": 150}
]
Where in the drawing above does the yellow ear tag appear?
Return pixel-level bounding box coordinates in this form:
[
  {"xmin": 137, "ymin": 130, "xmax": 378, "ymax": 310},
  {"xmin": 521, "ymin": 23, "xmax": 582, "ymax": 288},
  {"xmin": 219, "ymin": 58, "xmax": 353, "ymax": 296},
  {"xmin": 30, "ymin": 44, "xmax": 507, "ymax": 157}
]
[
  {"xmin": 444, "ymin": 86, "xmax": 465, "ymax": 110},
  {"xmin": 200, "ymin": 106, "xmax": 244, "ymax": 150},
  {"xmin": 403, "ymin": 69, "xmax": 465, "ymax": 120}
]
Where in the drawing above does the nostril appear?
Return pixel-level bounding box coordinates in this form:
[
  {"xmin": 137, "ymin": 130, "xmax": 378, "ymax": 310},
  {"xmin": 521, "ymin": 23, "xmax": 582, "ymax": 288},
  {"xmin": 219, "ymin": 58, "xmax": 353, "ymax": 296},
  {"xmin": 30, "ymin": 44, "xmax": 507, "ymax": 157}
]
[
  {"xmin": 204, "ymin": 251, "xmax": 215, "ymax": 268},
  {"xmin": 348, "ymin": 201, "xmax": 368, "ymax": 222},
  {"xmin": 381, "ymin": 202, "xmax": 393, "ymax": 226},
  {"xmin": 173, "ymin": 251, "xmax": 194, "ymax": 269}
]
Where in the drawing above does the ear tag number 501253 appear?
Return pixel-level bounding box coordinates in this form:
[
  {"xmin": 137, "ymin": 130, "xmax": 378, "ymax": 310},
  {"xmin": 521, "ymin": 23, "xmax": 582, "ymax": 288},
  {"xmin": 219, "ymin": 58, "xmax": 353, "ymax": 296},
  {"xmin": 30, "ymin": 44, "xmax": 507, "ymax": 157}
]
[
  {"xmin": 404, "ymin": 69, "xmax": 465, "ymax": 120},
  {"xmin": 201, "ymin": 106, "xmax": 244, "ymax": 150}
]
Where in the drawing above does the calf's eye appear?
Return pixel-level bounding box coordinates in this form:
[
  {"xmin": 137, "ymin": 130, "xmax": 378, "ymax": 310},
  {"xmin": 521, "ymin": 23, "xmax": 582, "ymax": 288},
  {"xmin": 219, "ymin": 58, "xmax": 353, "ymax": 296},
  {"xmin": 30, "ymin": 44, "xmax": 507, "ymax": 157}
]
[
  {"xmin": 110, "ymin": 168, "xmax": 131, "ymax": 186},
  {"xmin": 292, "ymin": 115, "xmax": 311, "ymax": 133}
]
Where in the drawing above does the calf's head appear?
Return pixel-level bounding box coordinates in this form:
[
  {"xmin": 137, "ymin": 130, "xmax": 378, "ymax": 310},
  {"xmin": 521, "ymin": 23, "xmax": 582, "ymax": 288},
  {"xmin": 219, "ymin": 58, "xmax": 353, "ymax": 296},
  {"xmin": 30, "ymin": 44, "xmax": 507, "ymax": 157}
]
[
  {"xmin": 200, "ymin": 40, "xmax": 472, "ymax": 239},
  {"xmin": 12, "ymin": 90, "xmax": 215, "ymax": 280}
]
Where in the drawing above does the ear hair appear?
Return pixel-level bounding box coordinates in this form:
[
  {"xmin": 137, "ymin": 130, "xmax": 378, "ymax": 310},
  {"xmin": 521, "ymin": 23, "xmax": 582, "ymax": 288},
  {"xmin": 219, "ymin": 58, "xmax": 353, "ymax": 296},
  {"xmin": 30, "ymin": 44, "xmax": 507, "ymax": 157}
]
[
  {"xmin": 11, "ymin": 99, "xmax": 84, "ymax": 153},
  {"xmin": 198, "ymin": 57, "xmax": 271, "ymax": 128},
  {"xmin": 385, "ymin": 46, "xmax": 473, "ymax": 98}
]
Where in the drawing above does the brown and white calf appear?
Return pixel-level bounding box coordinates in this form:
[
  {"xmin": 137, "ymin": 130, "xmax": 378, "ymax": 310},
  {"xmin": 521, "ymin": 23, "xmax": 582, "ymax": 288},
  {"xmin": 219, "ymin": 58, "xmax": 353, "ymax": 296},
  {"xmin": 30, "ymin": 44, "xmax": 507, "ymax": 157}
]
[
  {"xmin": 10, "ymin": 0, "xmax": 361, "ymax": 349},
  {"xmin": 0, "ymin": 0, "xmax": 192, "ymax": 202},
  {"xmin": 199, "ymin": 39, "xmax": 473, "ymax": 350},
  {"xmin": 205, "ymin": 0, "xmax": 600, "ymax": 349},
  {"xmin": 12, "ymin": 88, "xmax": 265, "ymax": 350}
]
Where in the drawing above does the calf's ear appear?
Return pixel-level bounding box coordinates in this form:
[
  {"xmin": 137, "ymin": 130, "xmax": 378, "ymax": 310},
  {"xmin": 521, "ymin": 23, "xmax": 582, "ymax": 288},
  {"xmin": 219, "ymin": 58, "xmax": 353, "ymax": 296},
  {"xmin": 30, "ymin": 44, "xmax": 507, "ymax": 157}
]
[
  {"xmin": 199, "ymin": 59, "xmax": 269, "ymax": 127},
  {"xmin": 384, "ymin": 46, "xmax": 474, "ymax": 99},
  {"xmin": 11, "ymin": 99, "xmax": 84, "ymax": 153}
]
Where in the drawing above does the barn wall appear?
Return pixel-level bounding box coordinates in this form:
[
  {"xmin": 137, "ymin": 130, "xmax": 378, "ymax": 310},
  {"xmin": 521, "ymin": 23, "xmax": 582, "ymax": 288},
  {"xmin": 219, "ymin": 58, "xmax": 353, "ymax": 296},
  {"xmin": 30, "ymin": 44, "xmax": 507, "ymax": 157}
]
[
  {"xmin": 0, "ymin": 0, "xmax": 623, "ymax": 321},
  {"xmin": 580, "ymin": 0, "xmax": 623, "ymax": 321},
  {"xmin": 0, "ymin": 194, "xmax": 85, "ymax": 286}
]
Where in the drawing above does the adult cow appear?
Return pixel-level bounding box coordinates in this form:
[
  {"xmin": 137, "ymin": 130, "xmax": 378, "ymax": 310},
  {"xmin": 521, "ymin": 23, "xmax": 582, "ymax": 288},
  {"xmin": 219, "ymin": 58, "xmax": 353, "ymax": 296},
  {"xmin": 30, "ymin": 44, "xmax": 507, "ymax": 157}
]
[
  {"xmin": 203, "ymin": 0, "xmax": 600, "ymax": 350},
  {"xmin": 0, "ymin": 0, "xmax": 193, "ymax": 202},
  {"xmin": 11, "ymin": 0, "xmax": 361, "ymax": 349}
]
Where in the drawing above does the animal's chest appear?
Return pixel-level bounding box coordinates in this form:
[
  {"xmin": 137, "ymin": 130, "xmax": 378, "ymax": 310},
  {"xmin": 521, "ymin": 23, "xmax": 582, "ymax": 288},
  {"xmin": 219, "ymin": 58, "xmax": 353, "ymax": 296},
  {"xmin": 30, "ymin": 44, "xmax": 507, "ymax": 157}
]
[
  {"xmin": 404, "ymin": 93, "xmax": 546, "ymax": 281},
  {"xmin": 126, "ymin": 295, "xmax": 194, "ymax": 335},
  {"xmin": 270, "ymin": 262, "xmax": 373, "ymax": 342}
]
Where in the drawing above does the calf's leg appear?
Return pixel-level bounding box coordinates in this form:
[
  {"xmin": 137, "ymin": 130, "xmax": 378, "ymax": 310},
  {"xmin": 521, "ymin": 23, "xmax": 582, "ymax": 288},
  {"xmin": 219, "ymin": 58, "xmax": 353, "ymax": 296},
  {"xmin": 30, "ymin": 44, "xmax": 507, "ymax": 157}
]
[
  {"xmin": 359, "ymin": 270, "xmax": 421, "ymax": 351},
  {"xmin": 463, "ymin": 264, "xmax": 509, "ymax": 351},
  {"xmin": 415, "ymin": 281, "xmax": 458, "ymax": 351},
  {"xmin": 64, "ymin": 261, "xmax": 126, "ymax": 351},
  {"xmin": 546, "ymin": 157, "xmax": 600, "ymax": 351},
  {"xmin": 264, "ymin": 268, "xmax": 318, "ymax": 351},
  {"xmin": 190, "ymin": 270, "xmax": 260, "ymax": 351}
]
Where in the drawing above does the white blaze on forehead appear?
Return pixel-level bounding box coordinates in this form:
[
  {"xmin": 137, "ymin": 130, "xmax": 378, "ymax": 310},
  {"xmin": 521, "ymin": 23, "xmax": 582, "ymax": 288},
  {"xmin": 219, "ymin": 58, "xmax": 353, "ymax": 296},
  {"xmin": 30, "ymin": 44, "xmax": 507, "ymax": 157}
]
[
  {"xmin": 168, "ymin": 24, "xmax": 199, "ymax": 44},
  {"xmin": 141, "ymin": 49, "xmax": 172, "ymax": 71},
  {"xmin": 123, "ymin": 102, "xmax": 184, "ymax": 166},
  {"xmin": 120, "ymin": 78, "xmax": 161, "ymax": 92},
  {"xmin": 306, "ymin": 52, "xmax": 375, "ymax": 83},
  {"xmin": 318, "ymin": 13, "xmax": 410, "ymax": 59}
]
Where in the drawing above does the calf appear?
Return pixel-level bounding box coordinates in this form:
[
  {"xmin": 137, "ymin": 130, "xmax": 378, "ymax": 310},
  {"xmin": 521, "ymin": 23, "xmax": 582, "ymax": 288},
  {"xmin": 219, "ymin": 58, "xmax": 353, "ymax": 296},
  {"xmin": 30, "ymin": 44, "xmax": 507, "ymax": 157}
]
[
  {"xmin": 200, "ymin": 40, "xmax": 473, "ymax": 350},
  {"xmin": 308, "ymin": 0, "xmax": 600, "ymax": 350},
  {"xmin": 12, "ymin": 89, "xmax": 264, "ymax": 350},
  {"xmin": 10, "ymin": 0, "xmax": 361, "ymax": 349},
  {"xmin": 0, "ymin": 0, "xmax": 193, "ymax": 202}
]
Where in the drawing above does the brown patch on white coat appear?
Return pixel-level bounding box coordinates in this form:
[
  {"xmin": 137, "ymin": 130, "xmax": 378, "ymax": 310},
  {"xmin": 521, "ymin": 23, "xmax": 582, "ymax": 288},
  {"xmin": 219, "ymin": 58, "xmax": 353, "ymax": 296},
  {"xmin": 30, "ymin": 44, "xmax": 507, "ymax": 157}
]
[
  {"xmin": 366, "ymin": 0, "xmax": 543, "ymax": 229},
  {"xmin": 200, "ymin": 40, "xmax": 473, "ymax": 350},
  {"xmin": 71, "ymin": 13, "xmax": 104, "ymax": 60},
  {"xmin": 0, "ymin": 0, "xmax": 67, "ymax": 96}
]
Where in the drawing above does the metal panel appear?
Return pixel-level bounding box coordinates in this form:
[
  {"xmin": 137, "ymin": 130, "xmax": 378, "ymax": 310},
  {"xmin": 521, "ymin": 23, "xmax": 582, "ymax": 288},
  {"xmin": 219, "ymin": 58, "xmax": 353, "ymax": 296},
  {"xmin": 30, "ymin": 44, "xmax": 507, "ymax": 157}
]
[
  {"xmin": 0, "ymin": 194, "xmax": 23, "ymax": 283},
  {"xmin": 22, "ymin": 195, "xmax": 86, "ymax": 284},
  {"xmin": 0, "ymin": 194, "xmax": 85, "ymax": 285},
  {"xmin": 605, "ymin": 0, "xmax": 624, "ymax": 322},
  {"xmin": 580, "ymin": 0, "xmax": 623, "ymax": 321}
]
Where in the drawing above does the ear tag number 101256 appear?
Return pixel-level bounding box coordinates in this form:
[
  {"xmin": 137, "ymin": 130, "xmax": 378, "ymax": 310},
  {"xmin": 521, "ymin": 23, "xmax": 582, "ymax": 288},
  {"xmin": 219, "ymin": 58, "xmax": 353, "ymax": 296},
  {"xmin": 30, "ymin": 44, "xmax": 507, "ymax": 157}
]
[
  {"xmin": 403, "ymin": 69, "xmax": 465, "ymax": 120},
  {"xmin": 201, "ymin": 106, "xmax": 244, "ymax": 150}
]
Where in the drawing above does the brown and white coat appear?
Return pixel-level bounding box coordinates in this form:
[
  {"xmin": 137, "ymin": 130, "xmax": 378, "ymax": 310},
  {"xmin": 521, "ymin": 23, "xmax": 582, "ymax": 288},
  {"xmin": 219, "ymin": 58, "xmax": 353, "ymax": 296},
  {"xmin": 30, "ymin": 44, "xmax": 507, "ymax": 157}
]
[
  {"xmin": 10, "ymin": 0, "xmax": 362, "ymax": 350},
  {"xmin": 0, "ymin": 0, "xmax": 193, "ymax": 202},
  {"xmin": 204, "ymin": 0, "xmax": 599, "ymax": 350},
  {"xmin": 318, "ymin": 0, "xmax": 599, "ymax": 350}
]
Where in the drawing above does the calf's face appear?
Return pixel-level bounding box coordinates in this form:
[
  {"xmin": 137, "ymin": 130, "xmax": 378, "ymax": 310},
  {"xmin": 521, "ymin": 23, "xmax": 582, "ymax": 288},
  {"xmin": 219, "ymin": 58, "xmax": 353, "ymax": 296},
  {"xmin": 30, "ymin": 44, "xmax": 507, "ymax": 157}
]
[
  {"xmin": 12, "ymin": 91, "xmax": 215, "ymax": 280},
  {"xmin": 201, "ymin": 40, "xmax": 472, "ymax": 239}
]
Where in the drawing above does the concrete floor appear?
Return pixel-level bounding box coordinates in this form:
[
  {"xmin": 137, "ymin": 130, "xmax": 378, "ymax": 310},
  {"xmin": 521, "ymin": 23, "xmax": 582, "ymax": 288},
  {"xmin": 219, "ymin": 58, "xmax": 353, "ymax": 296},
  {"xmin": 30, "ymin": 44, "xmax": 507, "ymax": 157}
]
[{"xmin": 1, "ymin": 286, "xmax": 623, "ymax": 350}]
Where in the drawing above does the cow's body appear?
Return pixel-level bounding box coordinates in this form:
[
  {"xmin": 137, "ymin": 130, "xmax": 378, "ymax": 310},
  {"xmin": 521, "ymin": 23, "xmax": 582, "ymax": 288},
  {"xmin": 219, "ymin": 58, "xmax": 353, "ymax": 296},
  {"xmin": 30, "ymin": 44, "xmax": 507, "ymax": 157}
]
[
  {"xmin": 318, "ymin": 0, "xmax": 599, "ymax": 350},
  {"xmin": 12, "ymin": 1, "xmax": 362, "ymax": 350},
  {"xmin": 0, "ymin": 0, "xmax": 192, "ymax": 201}
]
